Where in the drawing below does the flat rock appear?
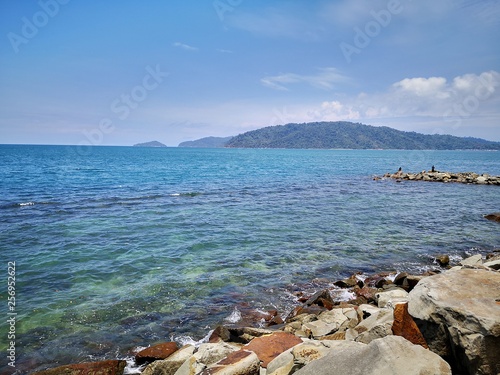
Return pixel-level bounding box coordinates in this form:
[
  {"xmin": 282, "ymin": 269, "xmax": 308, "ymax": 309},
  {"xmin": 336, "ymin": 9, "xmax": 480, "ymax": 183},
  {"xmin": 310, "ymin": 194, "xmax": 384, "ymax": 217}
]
[
  {"xmin": 408, "ymin": 268, "xmax": 500, "ymax": 375},
  {"xmin": 245, "ymin": 331, "xmax": 303, "ymax": 368},
  {"xmin": 375, "ymin": 288, "xmax": 409, "ymax": 308},
  {"xmin": 460, "ymin": 254, "xmax": 483, "ymax": 266},
  {"xmin": 32, "ymin": 360, "xmax": 127, "ymax": 375},
  {"xmin": 293, "ymin": 336, "xmax": 451, "ymax": 375},
  {"xmin": 135, "ymin": 342, "xmax": 179, "ymax": 365},
  {"xmin": 201, "ymin": 350, "xmax": 260, "ymax": 375}
]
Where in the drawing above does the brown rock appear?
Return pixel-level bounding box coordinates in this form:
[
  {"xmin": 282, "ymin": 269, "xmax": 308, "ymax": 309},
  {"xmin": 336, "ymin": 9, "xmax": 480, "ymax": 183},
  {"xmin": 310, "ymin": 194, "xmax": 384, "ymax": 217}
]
[
  {"xmin": 484, "ymin": 212, "xmax": 500, "ymax": 223},
  {"xmin": 355, "ymin": 287, "xmax": 377, "ymax": 303},
  {"xmin": 32, "ymin": 360, "xmax": 127, "ymax": 375},
  {"xmin": 304, "ymin": 289, "xmax": 334, "ymax": 309},
  {"xmin": 209, "ymin": 325, "xmax": 232, "ymax": 343},
  {"xmin": 245, "ymin": 332, "xmax": 303, "ymax": 368},
  {"xmin": 435, "ymin": 254, "xmax": 450, "ymax": 267},
  {"xmin": 392, "ymin": 303, "xmax": 428, "ymax": 349},
  {"xmin": 135, "ymin": 342, "xmax": 179, "ymax": 365}
]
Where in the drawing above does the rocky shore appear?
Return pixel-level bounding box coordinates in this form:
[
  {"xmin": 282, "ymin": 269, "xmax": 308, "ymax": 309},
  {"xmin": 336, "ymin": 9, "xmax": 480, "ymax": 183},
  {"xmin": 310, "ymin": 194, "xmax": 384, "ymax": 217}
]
[
  {"xmin": 32, "ymin": 250, "xmax": 500, "ymax": 375},
  {"xmin": 378, "ymin": 169, "xmax": 500, "ymax": 185}
]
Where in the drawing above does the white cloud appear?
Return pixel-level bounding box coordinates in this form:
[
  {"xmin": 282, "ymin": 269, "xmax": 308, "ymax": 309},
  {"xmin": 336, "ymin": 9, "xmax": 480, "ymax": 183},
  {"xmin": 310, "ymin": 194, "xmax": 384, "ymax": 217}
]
[
  {"xmin": 279, "ymin": 71, "xmax": 500, "ymax": 138},
  {"xmin": 392, "ymin": 77, "xmax": 449, "ymax": 99},
  {"xmin": 261, "ymin": 67, "xmax": 347, "ymax": 91},
  {"xmin": 173, "ymin": 42, "xmax": 198, "ymax": 51}
]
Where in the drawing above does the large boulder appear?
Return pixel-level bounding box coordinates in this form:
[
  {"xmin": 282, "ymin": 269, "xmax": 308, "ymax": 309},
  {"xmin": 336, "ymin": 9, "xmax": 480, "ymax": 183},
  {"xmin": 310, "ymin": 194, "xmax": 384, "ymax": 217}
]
[
  {"xmin": 293, "ymin": 336, "xmax": 451, "ymax": 375},
  {"xmin": 408, "ymin": 268, "xmax": 500, "ymax": 375},
  {"xmin": 32, "ymin": 360, "xmax": 127, "ymax": 375}
]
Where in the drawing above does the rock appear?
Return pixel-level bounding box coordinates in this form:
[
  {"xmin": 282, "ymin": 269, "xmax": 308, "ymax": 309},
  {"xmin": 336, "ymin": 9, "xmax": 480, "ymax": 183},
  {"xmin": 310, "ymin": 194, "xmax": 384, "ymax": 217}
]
[
  {"xmin": 201, "ymin": 350, "xmax": 260, "ymax": 375},
  {"xmin": 354, "ymin": 286, "xmax": 377, "ymax": 303},
  {"xmin": 460, "ymin": 254, "xmax": 483, "ymax": 266},
  {"xmin": 267, "ymin": 341, "xmax": 364, "ymax": 375},
  {"xmin": 484, "ymin": 212, "xmax": 500, "ymax": 222},
  {"xmin": 293, "ymin": 336, "xmax": 451, "ymax": 375},
  {"xmin": 195, "ymin": 342, "xmax": 241, "ymax": 366},
  {"xmin": 135, "ymin": 342, "xmax": 179, "ymax": 365},
  {"xmin": 302, "ymin": 309, "xmax": 349, "ymax": 338},
  {"xmin": 142, "ymin": 345, "xmax": 195, "ymax": 375},
  {"xmin": 32, "ymin": 360, "xmax": 127, "ymax": 375},
  {"xmin": 375, "ymin": 288, "xmax": 409, "ymax": 308},
  {"xmin": 391, "ymin": 302, "xmax": 428, "ymax": 348},
  {"xmin": 435, "ymin": 254, "xmax": 450, "ymax": 267},
  {"xmin": 484, "ymin": 259, "xmax": 500, "ymax": 270},
  {"xmin": 303, "ymin": 289, "xmax": 334, "ymax": 309},
  {"xmin": 345, "ymin": 308, "xmax": 394, "ymax": 344},
  {"xmin": 244, "ymin": 332, "xmax": 303, "ymax": 368},
  {"xmin": 408, "ymin": 268, "xmax": 500, "ymax": 375}
]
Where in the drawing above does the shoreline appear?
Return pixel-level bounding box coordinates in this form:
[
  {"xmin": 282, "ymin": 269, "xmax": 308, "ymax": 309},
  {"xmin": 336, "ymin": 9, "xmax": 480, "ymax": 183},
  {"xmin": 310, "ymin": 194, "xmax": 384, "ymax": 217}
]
[{"xmin": 31, "ymin": 250, "xmax": 500, "ymax": 375}]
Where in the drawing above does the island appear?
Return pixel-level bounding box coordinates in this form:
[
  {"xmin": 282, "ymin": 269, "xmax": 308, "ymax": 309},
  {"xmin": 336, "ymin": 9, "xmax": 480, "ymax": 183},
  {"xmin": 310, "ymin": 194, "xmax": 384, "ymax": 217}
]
[{"xmin": 133, "ymin": 141, "xmax": 167, "ymax": 147}]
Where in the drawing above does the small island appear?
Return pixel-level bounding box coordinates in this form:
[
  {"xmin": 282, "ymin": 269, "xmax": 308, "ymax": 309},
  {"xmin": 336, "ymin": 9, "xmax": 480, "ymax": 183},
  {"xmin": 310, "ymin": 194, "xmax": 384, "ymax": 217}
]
[{"xmin": 133, "ymin": 141, "xmax": 167, "ymax": 148}]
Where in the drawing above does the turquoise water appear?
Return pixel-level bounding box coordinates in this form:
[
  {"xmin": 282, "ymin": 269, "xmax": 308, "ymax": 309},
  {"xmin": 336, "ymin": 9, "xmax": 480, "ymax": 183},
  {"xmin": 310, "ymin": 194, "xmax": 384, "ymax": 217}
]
[{"xmin": 1, "ymin": 145, "xmax": 499, "ymax": 373}]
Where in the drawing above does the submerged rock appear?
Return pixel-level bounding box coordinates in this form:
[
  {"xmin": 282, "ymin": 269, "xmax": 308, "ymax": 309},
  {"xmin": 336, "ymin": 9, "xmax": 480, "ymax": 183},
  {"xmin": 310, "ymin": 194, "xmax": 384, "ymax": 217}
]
[{"xmin": 484, "ymin": 212, "xmax": 500, "ymax": 222}]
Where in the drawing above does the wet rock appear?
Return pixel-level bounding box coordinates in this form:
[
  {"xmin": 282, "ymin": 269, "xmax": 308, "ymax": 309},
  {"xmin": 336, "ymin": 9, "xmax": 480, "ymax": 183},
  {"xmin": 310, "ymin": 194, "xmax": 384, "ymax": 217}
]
[
  {"xmin": 293, "ymin": 336, "xmax": 451, "ymax": 375},
  {"xmin": 484, "ymin": 212, "xmax": 500, "ymax": 222},
  {"xmin": 408, "ymin": 268, "xmax": 500, "ymax": 375},
  {"xmin": 435, "ymin": 254, "xmax": 450, "ymax": 267},
  {"xmin": 391, "ymin": 302, "xmax": 428, "ymax": 348},
  {"xmin": 303, "ymin": 289, "xmax": 334, "ymax": 310},
  {"xmin": 354, "ymin": 286, "xmax": 377, "ymax": 304},
  {"xmin": 32, "ymin": 360, "xmax": 127, "ymax": 375},
  {"xmin": 135, "ymin": 342, "xmax": 179, "ymax": 365},
  {"xmin": 244, "ymin": 331, "xmax": 303, "ymax": 368},
  {"xmin": 141, "ymin": 345, "xmax": 195, "ymax": 375}
]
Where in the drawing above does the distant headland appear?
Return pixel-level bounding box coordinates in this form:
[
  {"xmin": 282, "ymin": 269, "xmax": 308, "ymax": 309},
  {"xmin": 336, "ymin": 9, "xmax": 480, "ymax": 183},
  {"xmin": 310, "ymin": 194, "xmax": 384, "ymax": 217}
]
[
  {"xmin": 177, "ymin": 121, "xmax": 500, "ymax": 150},
  {"xmin": 133, "ymin": 141, "xmax": 167, "ymax": 147}
]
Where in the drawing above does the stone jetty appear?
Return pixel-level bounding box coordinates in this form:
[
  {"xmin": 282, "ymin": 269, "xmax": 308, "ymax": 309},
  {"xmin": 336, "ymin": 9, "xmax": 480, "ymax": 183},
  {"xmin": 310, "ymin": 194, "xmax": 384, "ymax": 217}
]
[
  {"xmin": 32, "ymin": 251, "xmax": 500, "ymax": 375},
  {"xmin": 379, "ymin": 169, "xmax": 500, "ymax": 185}
]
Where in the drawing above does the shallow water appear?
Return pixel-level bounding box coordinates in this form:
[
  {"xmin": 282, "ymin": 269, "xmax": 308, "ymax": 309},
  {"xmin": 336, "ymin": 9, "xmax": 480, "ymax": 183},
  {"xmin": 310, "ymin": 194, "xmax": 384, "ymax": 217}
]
[{"xmin": 0, "ymin": 145, "xmax": 499, "ymax": 373}]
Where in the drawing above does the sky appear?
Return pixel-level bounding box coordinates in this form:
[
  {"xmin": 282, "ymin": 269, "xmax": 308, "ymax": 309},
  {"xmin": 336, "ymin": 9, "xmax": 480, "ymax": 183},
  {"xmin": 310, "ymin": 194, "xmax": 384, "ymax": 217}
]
[{"xmin": 0, "ymin": 0, "xmax": 499, "ymax": 147}]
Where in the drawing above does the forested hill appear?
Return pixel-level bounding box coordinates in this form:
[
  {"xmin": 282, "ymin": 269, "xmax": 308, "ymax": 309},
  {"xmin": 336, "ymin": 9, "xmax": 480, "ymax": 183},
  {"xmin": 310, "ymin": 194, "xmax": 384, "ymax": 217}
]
[{"xmin": 225, "ymin": 122, "xmax": 500, "ymax": 150}]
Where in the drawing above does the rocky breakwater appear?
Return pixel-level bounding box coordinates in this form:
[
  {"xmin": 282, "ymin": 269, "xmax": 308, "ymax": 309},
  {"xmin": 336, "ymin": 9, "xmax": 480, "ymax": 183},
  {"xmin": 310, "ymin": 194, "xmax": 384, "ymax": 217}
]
[
  {"xmin": 380, "ymin": 169, "xmax": 500, "ymax": 185},
  {"xmin": 32, "ymin": 253, "xmax": 500, "ymax": 375}
]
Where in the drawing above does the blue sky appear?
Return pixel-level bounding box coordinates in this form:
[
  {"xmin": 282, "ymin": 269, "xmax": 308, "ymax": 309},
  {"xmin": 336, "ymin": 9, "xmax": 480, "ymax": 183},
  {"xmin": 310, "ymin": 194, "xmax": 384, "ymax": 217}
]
[{"xmin": 1, "ymin": 0, "xmax": 499, "ymax": 146}]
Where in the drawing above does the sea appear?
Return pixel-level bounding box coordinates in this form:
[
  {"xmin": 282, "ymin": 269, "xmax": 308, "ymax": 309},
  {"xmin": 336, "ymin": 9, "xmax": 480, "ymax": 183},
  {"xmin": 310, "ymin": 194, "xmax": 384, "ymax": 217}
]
[{"xmin": 0, "ymin": 145, "xmax": 499, "ymax": 374}]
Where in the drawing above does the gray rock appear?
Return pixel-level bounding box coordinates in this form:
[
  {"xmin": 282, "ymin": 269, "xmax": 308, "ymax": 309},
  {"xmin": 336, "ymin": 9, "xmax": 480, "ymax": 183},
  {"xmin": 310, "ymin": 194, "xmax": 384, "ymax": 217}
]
[
  {"xmin": 375, "ymin": 288, "xmax": 409, "ymax": 308},
  {"xmin": 408, "ymin": 269, "xmax": 500, "ymax": 375},
  {"xmin": 345, "ymin": 308, "xmax": 394, "ymax": 344},
  {"xmin": 293, "ymin": 336, "xmax": 451, "ymax": 375}
]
